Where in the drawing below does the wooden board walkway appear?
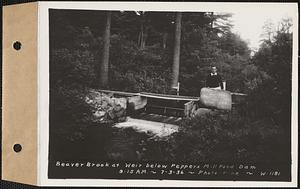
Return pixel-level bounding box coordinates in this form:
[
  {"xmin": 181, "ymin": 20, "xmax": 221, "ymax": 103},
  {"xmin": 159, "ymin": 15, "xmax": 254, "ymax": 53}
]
[
  {"xmin": 139, "ymin": 92, "xmax": 199, "ymax": 101},
  {"xmin": 98, "ymin": 89, "xmax": 138, "ymax": 97},
  {"xmin": 98, "ymin": 89, "xmax": 200, "ymax": 101}
]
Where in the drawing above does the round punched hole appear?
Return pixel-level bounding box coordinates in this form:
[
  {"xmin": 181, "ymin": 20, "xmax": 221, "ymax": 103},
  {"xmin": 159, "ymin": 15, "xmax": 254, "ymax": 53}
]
[
  {"xmin": 13, "ymin": 144, "xmax": 22, "ymax": 153},
  {"xmin": 13, "ymin": 41, "xmax": 22, "ymax": 50}
]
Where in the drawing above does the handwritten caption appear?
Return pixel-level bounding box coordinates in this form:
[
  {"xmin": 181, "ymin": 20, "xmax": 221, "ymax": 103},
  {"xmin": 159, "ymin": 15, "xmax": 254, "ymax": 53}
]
[{"xmin": 55, "ymin": 161, "xmax": 281, "ymax": 178}]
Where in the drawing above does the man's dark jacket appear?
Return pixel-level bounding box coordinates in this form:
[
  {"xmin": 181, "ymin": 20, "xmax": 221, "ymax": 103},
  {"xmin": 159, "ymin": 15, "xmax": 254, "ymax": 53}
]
[{"xmin": 206, "ymin": 73, "xmax": 224, "ymax": 89}]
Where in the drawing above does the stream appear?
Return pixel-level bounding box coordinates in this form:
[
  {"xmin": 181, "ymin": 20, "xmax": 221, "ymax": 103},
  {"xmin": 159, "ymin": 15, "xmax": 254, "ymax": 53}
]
[{"xmin": 51, "ymin": 116, "xmax": 179, "ymax": 162}]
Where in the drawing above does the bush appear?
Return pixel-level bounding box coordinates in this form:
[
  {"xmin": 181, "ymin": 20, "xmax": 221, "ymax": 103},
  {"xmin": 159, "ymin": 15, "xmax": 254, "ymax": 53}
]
[
  {"xmin": 50, "ymin": 47, "xmax": 97, "ymax": 144},
  {"xmin": 50, "ymin": 48, "xmax": 96, "ymax": 87},
  {"xmin": 247, "ymin": 32, "xmax": 292, "ymax": 132},
  {"xmin": 142, "ymin": 113, "xmax": 288, "ymax": 163},
  {"xmin": 109, "ymin": 35, "xmax": 172, "ymax": 93}
]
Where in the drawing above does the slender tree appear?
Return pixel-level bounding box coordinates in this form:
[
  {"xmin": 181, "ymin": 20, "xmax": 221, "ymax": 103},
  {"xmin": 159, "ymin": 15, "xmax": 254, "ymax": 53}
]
[
  {"xmin": 171, "ymin": 12, "xmax": 182, "ymax": 89},
  {"xmin": 137, "ymin": 11, "xmax": 149, "ymax": 50},
  {"xmin": 162, "ymin": 32, "xmax": 168, "ymax": 49},
  {"xmin": 261, "ymin": 19, "xmax": 275, "ymax": 43},
  {"xmin": 100, "ymin": 11, "xmax": 111, "ymax": 87}
]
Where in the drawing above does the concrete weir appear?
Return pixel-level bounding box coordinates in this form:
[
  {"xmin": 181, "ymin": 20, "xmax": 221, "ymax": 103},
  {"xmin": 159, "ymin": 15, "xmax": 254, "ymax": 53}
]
[
  {"xmin": 97, "ymin": 89, "xmax": 247, "ymax": 136},
  {"xmin": 114, "ymin": 117, "xmax": 179, "ymax": 137}
]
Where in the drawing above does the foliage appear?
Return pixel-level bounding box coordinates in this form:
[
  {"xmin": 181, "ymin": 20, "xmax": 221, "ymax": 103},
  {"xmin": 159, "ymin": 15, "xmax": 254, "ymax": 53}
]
[
  {"xmin": 49, "ymin": 48, "xmax": 97, "ymax": 144},
  {"xmin": 248, "ymin": 29, "xmax": 292, "ymax": 130},
  {"xmin": 109, "ymin": 35, "xmax": 173, "ymax": 93},
  {"xmin": 140, "ymin": 114, "xmax": 288, "ymax": 162},
  {"xmin": 50, "ymin": 10, "xmax": 252, "ymax": 95},
  {"xmin": 51, "ymin": 48, "xmax": 96, "ymax": 87},
  {"xmin": 136, "ymin": 18, "xmax": 293, "ymax": 163}
]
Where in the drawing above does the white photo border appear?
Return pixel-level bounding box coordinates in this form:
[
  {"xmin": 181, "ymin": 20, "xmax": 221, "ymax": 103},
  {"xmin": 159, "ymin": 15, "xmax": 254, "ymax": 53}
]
[{"xmin": 38, "ymin": 1, "xmax": 298, "ymax": 187}]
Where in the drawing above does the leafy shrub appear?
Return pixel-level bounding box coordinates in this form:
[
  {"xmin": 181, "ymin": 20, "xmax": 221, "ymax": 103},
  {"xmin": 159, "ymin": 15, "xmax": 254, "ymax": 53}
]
[
  {"xmin": 247, "ymin": 32, "xmax": 292, "ymax": 131},
  {"xmin": 143, "ymin": 113, "xmax": 288, "ymax": 163},
  {"xmin": 51, "ymin": 48, "xmax": 96, "ymax": 87},
  {"xmin": 50, "ymin": 47, "xmax": 98, "ymax": 145},
  {"xmin": 109, "ymin": 35, "xmax": 172, "ymax": 93}
]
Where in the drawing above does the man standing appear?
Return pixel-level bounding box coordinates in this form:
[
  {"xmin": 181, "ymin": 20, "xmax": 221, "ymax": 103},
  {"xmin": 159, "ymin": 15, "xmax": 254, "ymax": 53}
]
[{"xmin": 206, "ymin": 66, "xmax": 224, "ymax": 90}]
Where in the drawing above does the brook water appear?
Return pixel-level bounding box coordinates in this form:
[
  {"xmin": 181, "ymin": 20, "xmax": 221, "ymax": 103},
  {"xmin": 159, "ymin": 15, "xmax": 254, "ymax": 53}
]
[{"xmin": 51, "ymin": 116, "xmax": 179, "ymax": 162}]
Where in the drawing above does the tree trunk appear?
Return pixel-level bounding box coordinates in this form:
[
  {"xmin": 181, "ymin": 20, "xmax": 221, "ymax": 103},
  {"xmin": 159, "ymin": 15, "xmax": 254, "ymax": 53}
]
[
  {"xmin": 138, "ymin": 23, "xmax": 144, "ymax": 48},
  {"xmin": 210, "ymin": 12, "xmax": 214, "ymax": 29},
  {"xmin": 100, "ymin": 11, "xmax": 111, "ymax": 88},
  {"xmin": 162, "ymin": 32, "xmax": 168, "ymax": 49},
  {"xmin": 171, "ymin": 12, "xmax": 182, "ymax": 88},
  {"xmin": 140, "ymin": 27, "xmax": 148, "ymax": 49},
  {"xmin": 138, "ymin": 14, "xmax": 147, "ymax": 50}
]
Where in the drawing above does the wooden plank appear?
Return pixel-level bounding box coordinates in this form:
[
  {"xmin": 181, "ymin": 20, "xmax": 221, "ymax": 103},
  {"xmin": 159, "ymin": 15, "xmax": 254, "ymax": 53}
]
[
  {"xmin": 147, "ymin": 105, "xmax": 185, "ymax": 111},
  {"xmin": 231, "ymin": 92, "xmax": 247, "ymax": 96},
  {"xmin": 136, "ymin": 113, "xmax": 182, "ymax": 125},
  {"xmin": 98, "ymin": 89, "xmax": 138, "ymax": 96},
  {"xmin": 98, "ymin": 90, "xmax": 200, "ymax": 101},
  {"xmin": 139, "ymin": 92, "xmax": 200, "ymax": 101}
]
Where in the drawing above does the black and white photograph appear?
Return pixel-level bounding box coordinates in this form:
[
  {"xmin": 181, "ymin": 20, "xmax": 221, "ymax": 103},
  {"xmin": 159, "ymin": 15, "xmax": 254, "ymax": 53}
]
[{"xmin": 44, "ymin": 2, "xmax": 297, "ymax": 185}]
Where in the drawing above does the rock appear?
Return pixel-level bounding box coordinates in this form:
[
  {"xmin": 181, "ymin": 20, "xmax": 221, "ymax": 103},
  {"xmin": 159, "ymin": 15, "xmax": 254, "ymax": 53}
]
[
  {"xmin": 107, "ymin": 93, "xmax": 114, "ymax": 98},
  {"xmin": 103, "ymin": 96, "xmax": 113, "ymax": 106},
  {"xmin": 115, "ymin": 108, "xmax": 126, "ymax": 118},
  {"xmin": 107, "ymin": 108, "xmax": 116, "ymax": 120},
  {"xmin": 94, "ymin": 110, "xmax": 106, "ymax": 118},
  {"xmin": 117, "ymin": 116, "xmax": 127, "ymax": 122},
  {"xmin": 184, "ymin": 101, "xmax": 198, "ymax": 117},
  {"xmin": 101, "ymin": 101, "xmax": 109, "ymax": 109},
  {"xmin": 113, "ymin": 97, "xmax": 127, "ymax": 109},
  {"xmin": 94, "ymin": 96, "xmax": 103, "ymax": 103},
  {"xmin": 193, "ymin": 108, "xmax": 213, "ymax": 117},
  {"xmin": 86, "ymin": 90, "xmax": 128, "ymax": 122},
  {"xmin": 200, "ymin": 88, "xmax": 232, "ymax": 110},
  {"xmin": 114, "ymin": 104, "xmax": 122, "ymax": 112},
  {"xmin": 128, "ymin": 96, "xmax": 147, "ymax": 111},
  {"xmin": 85, "ymin": 96, "xmax": 93, "ymax": 104},
  {"xmin": 136, "ymin": 151, "xmax": 143, "ymax": 160}
]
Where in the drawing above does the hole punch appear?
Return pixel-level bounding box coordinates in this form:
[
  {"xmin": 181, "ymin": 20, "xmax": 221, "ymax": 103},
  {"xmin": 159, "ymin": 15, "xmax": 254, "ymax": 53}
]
[
  {"xmin": 13, "ymin": 41, "xmax": 22, "ymax": 50},
  {"xmin": 13, "ymin": 144, "xmax": 22, "ymax": 153}
]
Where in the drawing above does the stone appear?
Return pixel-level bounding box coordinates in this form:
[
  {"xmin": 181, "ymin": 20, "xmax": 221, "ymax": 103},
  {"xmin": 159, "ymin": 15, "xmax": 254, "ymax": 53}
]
[
  {"xmin": 85, "ymin": 91, "xmax": 128, "ymax": 122},
  {"xmin": 114, "ymin": 104, "xmax": 122, "ymax": 112},
  {"xmin": 94, "ymin": 110, "xmax": 106, "ymax": 118},
  {"xmin": 194, "ymin": 108, "xmax": 213, "ymax": 117},
  {"xmin": 115, "ymin": 108, "xmax": 126, "ymax": 118},
  {"xmin": 101, "ymin": 101, "xmax": 109, "ymax": 109},
  {"xmin": 85, "ymin": 96, "xmax": 93, "ymax": 104},
  {"xmin": 184, "ymin": 101, "xmax": 198, "ymax": 117},
  {"xmin": 128, "ymin": 96, "xmax": 147, "ymax": 111},
  {"xmin": 102, "ymin": 96, "xmax": 113, "ymax": 105},
  {"xmin": 108, "ymin": 108, "xmax": 116, "ymax": 120},
  {"xmin": 113, "ymin": 97, "xmax": 127, "ymax": 109},
  {"xmin": 200, "ymin": 88, "xmax": 232, "ymax": 110},
  {"xmin": 94, "ymin": 96, "xmax": 103, "ymax": 103},
  {"xmin": 117, "ymin": 116, "xmax": 127, "ymax": 122}
]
